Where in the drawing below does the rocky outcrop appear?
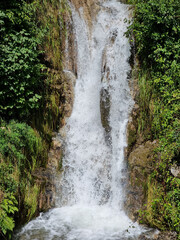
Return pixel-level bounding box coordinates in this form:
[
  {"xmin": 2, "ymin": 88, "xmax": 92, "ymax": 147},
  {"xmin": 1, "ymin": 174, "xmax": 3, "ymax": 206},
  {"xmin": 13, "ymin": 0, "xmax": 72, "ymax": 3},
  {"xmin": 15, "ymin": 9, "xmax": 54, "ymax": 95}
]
[
  {"xmin": 32, "ymin": 137, "xmax": 63, "ymax": 212},
  {"xmin": 33, "ymin": 0, "xmax": 79, "ymax": 213},
  {"xmin": 37, "ymin": 68, "xmax": 76, "ymax": 210},
  {"xmin": 125, "ymin": 63, "xmax": 157, "ymax": 222},
  {"xmin": 62, "ymin": 0, "xmax": 101, "ymax": 74},
  {"xmin": 61, "ymin": 71, "xmax": 76, "ymax": 119},
  {"xmin": 70, "ymin": 0, "xmax": 101, "ymax": 29},
  {"xmin": 138, "ymin": 231, "xmax": 177, "ymax": 240},
  {"xmin": 100, "ymin": 87, "xmax": 111, "ymax": 143},
  {"xmin": 125, "ymin": 140, "xmax": 158, "ymax": 221},
  {"xmin": 125, "ymin": 78, "xmax": 178, "ymax": 239},
  {"xmin": 62, "ymin": 9, "xmax": 77, "ymax": 75}
]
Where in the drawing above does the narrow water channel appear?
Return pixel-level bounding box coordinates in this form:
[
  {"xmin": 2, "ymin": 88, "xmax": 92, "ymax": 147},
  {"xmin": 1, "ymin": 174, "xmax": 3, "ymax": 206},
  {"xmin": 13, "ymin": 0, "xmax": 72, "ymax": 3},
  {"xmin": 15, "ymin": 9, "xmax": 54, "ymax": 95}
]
[{"xmin": 15, "ymin": 1, "xmax": 147, "ymax": 239}]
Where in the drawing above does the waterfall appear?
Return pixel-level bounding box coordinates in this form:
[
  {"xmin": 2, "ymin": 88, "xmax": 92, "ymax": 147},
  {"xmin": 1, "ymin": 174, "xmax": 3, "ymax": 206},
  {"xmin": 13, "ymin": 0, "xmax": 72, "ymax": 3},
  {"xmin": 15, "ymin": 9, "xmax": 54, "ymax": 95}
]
[{"xmin": 15, "ymin": 1, "xmax": 146, "ymax": 239}]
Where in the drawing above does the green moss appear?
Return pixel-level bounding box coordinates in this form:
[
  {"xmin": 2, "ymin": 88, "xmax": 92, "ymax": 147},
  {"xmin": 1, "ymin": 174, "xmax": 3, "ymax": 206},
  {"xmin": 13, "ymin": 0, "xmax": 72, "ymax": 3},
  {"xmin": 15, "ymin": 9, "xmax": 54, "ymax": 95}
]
[
  {"xmin": 140, "ymin": 177, "xmax": 180, "ymax": 233},
  {"xmin": 34, "ymin": 0, "xmax": 69, "ymax": 70},
  {"xmin": 127, "ymin": 126, "xmax": 136, "ymax": 151},
  {"xmin": 24, "ymin": 184, "xmax": 39, "ymax": 221},
  {"xmin": 30, "ymin": 0, "xmax": 70, "ymax": 142}
]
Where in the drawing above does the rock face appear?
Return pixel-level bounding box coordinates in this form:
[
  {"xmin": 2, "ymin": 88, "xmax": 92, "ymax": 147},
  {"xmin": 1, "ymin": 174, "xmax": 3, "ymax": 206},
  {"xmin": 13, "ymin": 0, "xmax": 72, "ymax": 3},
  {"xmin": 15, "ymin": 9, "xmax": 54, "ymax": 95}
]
[
  {"xmin": 62, "ymin": 9, "xmax": 77, "ymax": 75},
  {"xmin": 125, "ymin": 60, "xmax": 177, "ymax": 240},
  {"xmin": 37, "ymin": 68, "xmax": 76, "ymax": 210},
  {"xmin": 62, "ymin": 0, "xmax": 101, "ymax": 74},
  {"xmin": 125, "ymin": 140, "xmax": 158, "ymax": 221},
  {"xmin": 125, "ymin": 63, "xmax": 158, "ymax": 222},
  {"xmin": 62, "ymin": 71, "xmax": 76, "ymax": 118},
  {"xmin": 32, "ymin": 137, "xmax": 63, "ymax": 212},
  {"xmin": 153, "ymin": 232, "xmax": 177, "ymax": 240},
  {"xmin": 100, "ymin": 87, "xmax": 111, "ymax": 143},
  {"xmin": 138, "ymin": 231, "xmax": 178, "ymax": 240},
  {"xmin": 70, "ymin": 0, "xmax": 101, "ymax": 29}
]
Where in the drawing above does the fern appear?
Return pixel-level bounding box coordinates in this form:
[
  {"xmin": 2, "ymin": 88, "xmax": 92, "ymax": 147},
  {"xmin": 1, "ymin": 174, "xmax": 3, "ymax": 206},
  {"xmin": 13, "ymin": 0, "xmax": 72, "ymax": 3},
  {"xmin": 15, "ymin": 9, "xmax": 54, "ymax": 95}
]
[{"xmin": 0, "ymin": 194, "xmax": 18, "ymax": 238}]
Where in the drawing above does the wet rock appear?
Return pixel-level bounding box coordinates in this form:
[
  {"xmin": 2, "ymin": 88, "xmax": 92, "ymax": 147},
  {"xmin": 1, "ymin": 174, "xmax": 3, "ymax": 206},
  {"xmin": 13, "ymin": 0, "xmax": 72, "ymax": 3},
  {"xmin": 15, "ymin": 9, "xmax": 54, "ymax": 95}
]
[
  {"xmin": 52, "ymin": 139, "xmax": 62, "ymax": 150},
  {"xmin": 128, "ymin": 141, "xmax": 157, "ymax": 169},
  {"xmin": 32, "ymin": 137, "xmax": 63, "ymax": 212},
  {"xmin": 62, "ymin": 14, "xmax": 77, "ymax": 75},
  {"xmin": 100, "ymin": 88, "xmax": 111, "ymax": 144},
  {"xmin": 110, "ymin": 29, "xmax": 118, "ymax": 43},
  {"xmin": 153, "ymin": 231, "xmax": 177, "ymax": 240},
  {"xmin": 126, "ymin": 119, "xmax": 137, "ymax": 154},
  {"xmin": 32, "ymin": 167, "xmax": 55, "ymax": 211},
  {"xmin": 137, "ymin": 228, "xmax": 159, "ymax": 240},
  {"xmin": 61, "ymin": 70, "xmax": 76, "ymax": 119},
  {"xmin": 70, "ymin": 0, "xmax": 101, "ymax": 29},
  {"xmin": 137, "ymin": 228, "xmax": 177, "ymax": 239}
]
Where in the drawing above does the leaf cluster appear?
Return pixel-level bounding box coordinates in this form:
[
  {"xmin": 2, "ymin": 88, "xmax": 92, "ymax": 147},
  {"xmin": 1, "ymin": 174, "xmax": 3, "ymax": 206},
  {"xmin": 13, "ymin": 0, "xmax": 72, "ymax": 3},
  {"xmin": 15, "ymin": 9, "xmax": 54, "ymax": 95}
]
[
  {"xmin": 0, "ymin": 193, "xmax": 18, "ymax": 239},
  {"xmin": 127, "ymin": 0, "xmax": 180, "ymax": 97},
  {"xmin": 0, "ymin": 120, "xmax": 47, "ymax": 238},
  {"xmin": 0, "ymin": 0, "xmax": 45, "ymax": 120},
  {"xmin": 127, "ymin": 0, "xmax": 180, "ymax": 233},
  {"xmin": 0, "ymin": 121, "xmax": 46, "ymax": 173}
]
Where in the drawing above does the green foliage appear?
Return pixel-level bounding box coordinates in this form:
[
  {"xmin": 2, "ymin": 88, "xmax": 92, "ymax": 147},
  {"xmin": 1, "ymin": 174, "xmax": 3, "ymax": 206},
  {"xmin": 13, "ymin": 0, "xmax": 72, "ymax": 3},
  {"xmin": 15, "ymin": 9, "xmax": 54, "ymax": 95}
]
[
  {"xmin": 0, "ymin": 164, "xmax": 18, "ymax": 193},
  {"xmin": 145, "ymin": 121, "xmax": 180, "ymax": 232},
  {"xmin": 0, "ymin": 0, "xmax": 68, "ymax": 238},
  {"xmin": 30, "ymin": 0, "xmax": 70, "ymax": 141},
  {"xmin": 140, "ymin": 177, "xmax": 180, "ymax": 232},
  {"xmin": 127, "ymin": 0, "xmax": 180, "ymax": 233},
  {"xmin": 127, "ymin": 0, "xmax": 180, "ymax": 100},
  {"xmin": 0, "ymin": 121, "xmax": 47, "ymax": 238},
  {"xmin": 0, "ymin": 193, "xmax": 18, "ymax": 239},
  {"xmin": 24, "ymin": 184, "xmax": 39, "ymax": 221},
  {"xmin": 0, "ymin": 121, "xmax": 46, "ymax": 173},
  {"xmin": 0, "ymin": 1, "xmax": 45, "ymax": 119},
  {"xmin": 34, "ymin": 0, "xmax": 69, "ymax": 70},
  {"xmin": 128, "ymin": 0, "xmax": 180, "ymax": 67},
  {"xmin": 0, "ymin": 30, "xmax": 43, "ymax": 118},
  {"xmin": 137, "ymin": 71, "xmax": 152, "ymax": 136}
]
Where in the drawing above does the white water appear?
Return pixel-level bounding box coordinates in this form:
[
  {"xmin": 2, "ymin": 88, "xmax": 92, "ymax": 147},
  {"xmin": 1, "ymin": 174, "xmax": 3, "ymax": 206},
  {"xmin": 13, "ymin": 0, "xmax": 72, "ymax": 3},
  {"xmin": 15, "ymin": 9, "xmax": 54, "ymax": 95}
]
[{"xmin": 15, "ymin": 1, "xmax": 146, "ymax": 239}]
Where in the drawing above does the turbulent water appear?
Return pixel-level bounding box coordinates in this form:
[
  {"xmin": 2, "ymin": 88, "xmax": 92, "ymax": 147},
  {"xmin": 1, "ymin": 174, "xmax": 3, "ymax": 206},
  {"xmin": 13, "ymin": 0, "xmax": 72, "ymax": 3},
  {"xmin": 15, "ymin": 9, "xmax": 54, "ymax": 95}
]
[{"xmin": 15, "ymin": 1, "xmax": 147, "ymax": 239}]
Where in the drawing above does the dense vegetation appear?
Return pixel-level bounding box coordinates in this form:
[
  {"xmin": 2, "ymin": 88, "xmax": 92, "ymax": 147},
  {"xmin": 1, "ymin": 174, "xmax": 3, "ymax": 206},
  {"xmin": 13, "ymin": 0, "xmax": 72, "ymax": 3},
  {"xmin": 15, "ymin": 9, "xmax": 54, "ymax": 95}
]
[
  {"xmin": 0, "ymin": 0, "xmax": 44, "ymax": 119},
  {"xmin": 0, "ymin": 121, "xmax": 46, "ymax": 238},
  {"xmin": 127, "ymin": 0, "xmax": 180, "ymax": 235},
  {"xmin": 0, "ymin": 0, "xmax": 68, "ymax": 238}
]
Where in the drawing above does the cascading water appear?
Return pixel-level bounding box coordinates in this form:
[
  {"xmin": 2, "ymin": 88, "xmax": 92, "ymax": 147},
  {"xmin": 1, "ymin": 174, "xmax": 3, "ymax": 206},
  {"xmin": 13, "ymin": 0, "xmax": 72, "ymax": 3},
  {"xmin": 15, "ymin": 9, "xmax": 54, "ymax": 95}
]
[{"xmin": 15, "ymin": 1, "xmax": 147, "ymax": 239}]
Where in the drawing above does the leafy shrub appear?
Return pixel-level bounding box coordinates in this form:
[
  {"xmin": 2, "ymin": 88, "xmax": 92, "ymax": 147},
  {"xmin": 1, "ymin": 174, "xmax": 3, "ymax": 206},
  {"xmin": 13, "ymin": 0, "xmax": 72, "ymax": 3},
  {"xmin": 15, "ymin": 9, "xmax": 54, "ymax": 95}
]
[
  {"xmin": 0, "ymin": 120, "xmax": 47, "ymax": 238},
  {"xmin": 0, "ymin": 193, "xmax": 18, "ymax": 239},
  {"xmin": 127, "ymin": 0, "xmax": 180, "ymax": 233},
  {"xmin": 128, "ymin": 0, "xmax": 180, "ymax": 67},
  {"xmin": 0, "ymin": 164, "xmax": 18, "ymax": 194},
  {"xmin": 0, "ymin": 1, "xmax": 45, "ymax": 119},
  {"xmin": 0, "ymin": 0, "xmax": 68, "ymax": 238},
  {"xmin": 0, "ymin": 121, "xmax": 46, "ymax": 172},
  {"xmin": 0, "ymin": 30, "xmax": 43, "ymax": 118}
]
